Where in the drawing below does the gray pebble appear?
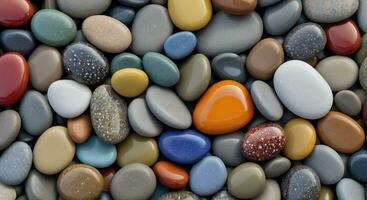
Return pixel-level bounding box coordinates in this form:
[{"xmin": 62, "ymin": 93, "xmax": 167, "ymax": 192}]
[
  {"xmin": 353, "ymin": 89, "xmax": 366, "ymax": 104},
  {"xmin": 358, "ymin": 0, "xmax": 367, "ymax": 33},
  {"xmin": 56, "ymin": 0, "xmax": 111, "ymax": 18},
  {"xmin": 25, "ymin": 170, "xmax": 57, "ymax": 200},
  {"xmin": 211, "ymin": 53, "xmax": 246, "ymax": 83},
  {"xmin": 336, "ymin": 178, "xmax": 364, "ymax": 200},
  {"xmin": 0, "ymin": 110, "xmax": 21, "ymax": 150},
  {"xmin": 262, "ymin": 155, "xmax": 291, "ymax": 178},
  {"xmin": 213, "ymin": 132, "xmax": 246, "ymax": 167},
  {"xmin": 355, "ymin": 34, "xmax": 367, "ymax": 65},
  {"xmin": 72, "ymin": 30, "xmax": 87, "ymax": 43},
  {"xmin": 151, "ymin": 0, "xmax": 166, "ymax": 5},
  {"xmin": 0, "ymin": 182, "xmax": 16, "ymax": 200},
  {"xmin": 334, "ymin": 90, "xmax": 362, "ymax": 117},
  {"xmin": 359, "ymin": 57, "xmax": 367, "ymax": 91}
]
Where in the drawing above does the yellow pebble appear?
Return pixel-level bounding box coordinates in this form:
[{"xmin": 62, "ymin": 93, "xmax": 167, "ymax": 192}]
[
  {"xmin": 111, "ymin": 68, "xmax": 149, "ymax": 98},
  {"xmin": 319, "ymin": 186, "xmax": 334, "ymax": 200},
  {"xmin": 168, "ymin": 0, "xmax": 212, "ymax": 31},
  {"xmin": 283, "ymin": 118, "xmax": 316, "ymax": 160}
]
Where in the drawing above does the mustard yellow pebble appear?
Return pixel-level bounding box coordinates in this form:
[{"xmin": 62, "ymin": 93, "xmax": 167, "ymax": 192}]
[
  {"xmin": 168, "ymin": 0, "xmax": 212, "ymax": 31},
  {"xmin": 319, "ymin": 186, "xmax": 334, "ymax": 200},
  {"xmin": 111, "ymin": 68, "xmax": 149, "ymax": 98}
]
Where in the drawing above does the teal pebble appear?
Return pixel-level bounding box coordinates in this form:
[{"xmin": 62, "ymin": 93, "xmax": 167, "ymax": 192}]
[
  {"xmin": 143, "ymin": 52, "xmax": 180, "ymax": 87},
  {"xmin": 76, "ymin": 136, "xmax": 117, "ymax": 168},
  {"xmin": 111, "ymin": 53, "xmax": 142, "ymax": 74},
  {"xmin": 31, "ymin": 9, "xmax": 76, "ymax": 47}
]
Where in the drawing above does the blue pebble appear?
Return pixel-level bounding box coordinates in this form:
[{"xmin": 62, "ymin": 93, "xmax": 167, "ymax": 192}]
[
  {"xmin": 0, "ymin": 29, "xmax": 35, "ymax": 56},
  {"xmin": 164, "ymin": 31, "xmax": 197, "ymax": 60},
  {"xmin": 349, "ymin": 150, "xmax": 367, "ymax": 182},
  {"xmin": 111, "ymin": 52, "xmax": 142, "ymax": 74},
  {"xmin": 98, "ymin": 192, "xmax": 112, "ymax": 200},
  {"xmin": 109, "ymin": 6, "xmax": 135, "ymax": 26},
  {"xmin": 158, "ymin": 129, "xmax": 211, "ymax": 164},
  {"xmin": 149, "ymin": 184, "xmax": 170, "ymax": 200},
  {"xmin": 190, "ymin": 156, "xmax": 227, "ymax": 196},
  {"xmin": 76, "ymin": 136, "xmax": 117, "ymax": 168}
]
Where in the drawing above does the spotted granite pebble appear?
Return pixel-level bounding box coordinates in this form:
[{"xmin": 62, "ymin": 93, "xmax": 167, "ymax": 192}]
[
  {"xmin": 212, "ymin": 189, "xmax": 237, "ymax": 200},
  {"xmin": 158, "ymin": 191, "xmax": 199, "ymax": 200}
]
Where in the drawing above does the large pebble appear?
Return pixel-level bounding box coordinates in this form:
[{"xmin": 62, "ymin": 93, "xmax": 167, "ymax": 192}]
[
  {"xmin": 131, "ymin": 5, "xmax": 173, "ymax": 56},
  {"xmin": 111, "ymin": 68, "xmax": 149, "ymax": 98},
  {"xmin": 164, "ymin": 31, "xmax": 197, "ymax": 60},
  {"xmin": 274, "ymin": 60, "xmax": 333, "ymax": 119},
  {"xmin": 146, "ymin": 86, "xmax": 192, "ymax": 129},
  {"xmin": 0, "ymin": 142, "xmax": 32, "ymax": 185},
  {"xmin": 0, "ymin": 110, "xmax": 21, "ymax": 150},
  {"xmin": 25, "ymin": 169, "xmax": 57, "ymax": 200},
  {"xmin": 197, "ymin": 11, "xmax": 263, "ymax": 57},
  {"xmin": 33, "ymin": 126, "xmax": 75, "ymax": 175},
  {"xmin": 47, "ymin": 80, "xmax": 91, "ymax": 118},
  {"xmin": 153, "ymin": 161, "xmax": 188, "ymax": 189},
  {"xmin": 90, "ymin": 85, "xmax": 129, "ymax": 144},
  {"xmin": 213, "ymin": 132, "xmax": 246, "ymax": 167},
  {"xmin": 357, "ymin": 0, "xmax": 367, "ymax": 33},
  {"xmin": 262, "ymin": 156, "xmax": 291, "ymax": 178},
  {"xmin": 0, "ymin": 29, "xmax": 35, "ymax": 56},
  {"xmin": 0, "ymin": 182, "xmax": 16, "ymax": 200},
  {"xmin": 211, "ymin": 53, "xmax": 246, "ymax": 83},
  {"xmin": 57, "ymin": 0, "xmax": 111, "ymax": 18},
  {"xmin": 111, "ymin": 53, "xmax": 142, "ymax": 74},
  {"xmin": 334, "ymin": 90, "xmax": 362, "ymax": 117},
  {"xmin": 336, "ymin": 178, "xmax": 364, "ymax": 200},
  {"xmin": 255, "ymin": 179, "xmax": 281, "ymax": 200},
  {"xmin": 19, "ymin": 90, "xmax": 53, "ymax": 136}
]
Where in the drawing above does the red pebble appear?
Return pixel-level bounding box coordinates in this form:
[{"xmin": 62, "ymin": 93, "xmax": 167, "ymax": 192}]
[
  {"xmin": 100, "ymin": 167, "xmax": 116, "ymax": 192},
  {"xmin": 325, "ymin": 19, "xmax": 361, "ymax": 55},
  {"xmin": 0, "ymin": 0, "xmax": 35, "ymax": 27},
  {"xmin": 241, "ymin": 123, "xmax": 286, "ymax": 161},
  {"xmin": 0, "ymin": 53, "xmax": 29, "ymax": 107}
]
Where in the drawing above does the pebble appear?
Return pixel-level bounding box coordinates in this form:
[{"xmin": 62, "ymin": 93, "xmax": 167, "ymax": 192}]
[
  {"xmin": 153, "ymin": 161, "xmax": 188, "ymax": 189},
  {"xmin": 100, "ymin": 167, "xmax": 115, "ymax": 192},
  {"xmin": 90, "ymin": 85, "xmax": 130, "ymax": 144},
  {"xmin": 0, "ymin": 53, "xmax": 29, "ymax": 106},
  {"xmin": 25, "ymin": 169, "xmax": 57, "ymax": 200},
  {"xmin": 317, "ymin": 111, "xmax": 365, "ymax": 153},
  {"xmin": 325, "ymin": 19, "xmax": 361, "ymax": 55},
  {"xmin": 334, "ymin": 90, "xmax": 362, "ymax": 117},
  {"xmin": 213, "ymin": 0, "xmax": 257, "ymax": 15},
  {"xmin": 319, "ymin": 187, "xmax": 334, "ymax": 200},
  {"xmin": 0, "ymin": 29, "xmax": 35, "ymax": 56},
  {"xmin": 56, "ymin": 0, "xmax": 111, "ymax": 18},
  {"xmin": 31, "ymin": 9, "xmax": 76, "ymax": 47},
  {"xmin": 117, "ymin": 134, "xmax": 158, "ymax": 167},
  {"xmin": 158, "ymin": 191, "xmax": 199, "ymax": 200},
  {"xmin": 284, "ymin": 23, "xmax": 327, "ymax": 61},
  {"xmin": 193, "ymin": 80, "xmax": 254, "ymax": 135},
  {"xmin": 82, "ymin": 15, "xmax": 132, "ymax": 54},
  {"xmin": 176, "ymin": 54, "xmax": 211, "ymax": 101},
  {"xmin": 164, "ymin": 31, "xmax": 197, "ymax": 60},
  {"xmin": 348, "ymin": 150, "xmax": 367, "ymax": 182},
  {"xmin": 316, "ymin": 56, "xmax": 358, "ymax": 92},
  {"xmin": 77, "ymin": 136, "xmax": 117, "ymax": 168},
  {"xmin": 0, "ymin": 110, "xmax": 21, "ymax": 150},
  {"xmin": 146, "ymin": 86, "xmax": 192, "ymax": 129},
  {"xmin": 212, "ymin": 189, "xmax": 237, "ymax": 200},
  {"xmin": 227, "ymin": 162, "xmax": 266, "ymax": 199},
  {"xmin": 99, "ymin": 192, "xmax": 113, "ymax": 200},
  {"xmin": 0, "ymin": 142, "xmax": 32, "ymax": 185},
  {"xmin": 354, "ymin": 89, "xmax": 367, "ymax": 104},
  {"xmin": 168, "ymin": 0, "xmax": 212, "ymax": 31},
  {"xmin": 281, "ymin": 165, "xmax": 321, "ymax": 200},
  {"xmin": 336, "ymin": 178, "xmax": 365, "ymax": 200},
  {"xmin": 197, "ymin": 11, "xmax": 263, "ymax": 57},
  {"xmin": 358, "ymin": 58, "xmax": 367, "ymax": 91},
  {"xmin": 211, "ymin": 53, "xmax": 246, "ymax": 83},
  {"xmin": 131, "ymin": 4, "xmax": 173, "ymax": 56},
  {"xmin": 355, "ymin": 34, "xmax": 367, "ymax": 65},
  {"xmin": 246, "ymin": 38, "xmax": 284, "ymax": 80},
  {"xmin": 304, "ymin": 145, "xmax": 344, "ymax": 185},
  {"xmin": 47, "ymin": 80, "xmax": 91, "ymax": 118},
  {"xmin": 303, "ymin": 0, "xmax": 359, "ymax": 23},
  {"xmin": 111, "ymin": 163, "xmax": 156, "ymax": 200},
  {"xmin": 57, "ymin": 164, "xmax": 104, "ymax": 200},
  {"xmin": 213, "ymin": 132, "xmax": 246, "ymax": 167},
  {"xmin": 158, "ymin": 129, "xmax": 211, "ymax": 164},
  {"xmin": 255, "ymin": 179, "xmax": 281, "ymax": 200},
  {"xmin": 111, "ymin": 68, "xmax": 149, "ymax": 98},
  {"xmin": 151, "ymin": 184, "xmax": 170, "ymax": 200},
  {"xmin": 190, "ymin": 156, "xmax": 227, "ymax": 196},
  {"xmin": 143, "ymin": 52, "xmax": 179, "ymax": 87},
  {"xmin": 63, "ymin": 42, "xmax": 109, "ymax": 86},
  {"xmin": 258, "ymin": 0, "xmax": 281, "ymax": 7},
  {"xmin": 118, "ymin": 0, "xmax": 149, "ymax": 7},
  {"xmin": 111, "ymin": 53, "xmax": 142, "ymax": 74},
  {"xmin": 273, "ymin": 60, "xmax": 333, "ymax": 119},
  {"xmin": 357, "ymin": 0, "xmax": 367, "ymax": 33},
  {"xmin": 28, "ymin": 45, "xmax": 63, "ymax": 92},
  {"xmin": 109, "ymin": 6, "xmax": 135, "ymax": 26},
  {"xmin": 67, "ymin": 113, "xmax": 92, "ymax": 143},
  {"xmin": 33, "ymin": 126, "xmax": 75, "ymax": 175},
  {"xmin": 263, "ymin": 0, "xmax": 302, "ymax": 36},
  {"xmin": 262, "ymin": 156, "xmax": 291, "ymax": 179},
  {"xmin": 0, "ymin": 0, "xmax": 34, "ymax": 27},
  {"xmin": 251, "ymin": 80, "xmax": 283, "ymax": 121},
  {"xmin": 0, "ymin": 182, "xmax": 16, "ymax": 200},
  {"xmin": 283, "ymin": 118, "xmax": 316, "ymax": 160}
]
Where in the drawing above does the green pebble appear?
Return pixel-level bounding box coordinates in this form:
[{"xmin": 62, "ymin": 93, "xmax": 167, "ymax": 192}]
[{"xmin": 111, "ymin": 53, "xmax": 142, "ymax": 74}]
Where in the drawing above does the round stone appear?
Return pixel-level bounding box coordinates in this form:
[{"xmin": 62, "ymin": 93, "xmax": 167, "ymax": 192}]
[
  {"xmin": 348, "ymin": 150, "xmax": 367, "ymax": 182},
  {"xmin": 164, "ymin": 31, "xmax": 197, "ymax": 60},
  {"xmin": 110, "ymin": 53, "xmax": 142, "ymax": 74},
  {"xmin": 67, "ymin": 113, "xmax": 92, "ymax": 143},
  {"xmin": 213, "ymin": 0, "xmax": 257, "ymax": 15},
  {"xmin": 255, "ymin": 179, "xmax": 281, "ymax": 200},
  {"xmin": 153, "ymin": 161, "xmax": 188, "ymax": 189},
  {"xmin": 0, "ymin": 0, "xmax": 35, "ymax": 27},
  {"xmin": 211, "ymin": 53, "xmax": 246, "ymax": 83},
  {"xmin": 0, "ymin": 29, "xmax": 35, "ymax": 56},
  {"xmin": 261, "ymin": 155, "xmax": 291, "ymax": 178},
  {"xmin": 213, "ymin": 132, "xmax": 246, "ymax": 167},
  {"xmin": 111, "ymin": 68, "xmax": 149, "ymax": 98},
  {"xmin": 334, "ymin": 90, "xmax": 362, "ymax": 117},
  {"xmin": 109, "ymin": 6, "xmax": 135, "ymax": 26},
  {"xmin": 336, "ymin": 178, "xmax": 365, "ymax": 200},
  {"xmin": 57, "ymin": 0, "xmax": 111, "ymax": 18},
  {"xmin": 0, "ymin": 110, "xmax": 21, "ymax": 150},
  {"xmin": 25, "ymin": 169, "xmax": 57, "ymax": 200}
]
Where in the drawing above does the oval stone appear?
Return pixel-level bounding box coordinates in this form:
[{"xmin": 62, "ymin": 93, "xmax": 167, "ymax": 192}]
[
  {"xmin": 33, "ymin": 126, "xmax": 75, "ymax": 175},
  {"xmin": 336, "ymin": 178, "xmax": 364, "ymax": 200},
  {"xmin": 347, "ymin": 150, "xmax": 367, "ymax": 182},
  {"xmin": 0, "ymin": 0, "xmax": 34, "ymax": 27},
  {"xmin": 0, "ymin": 110, "xmax": 21, "ymax": 150},
  {"xmin": 146, "ymin": 86, "xmax": 192, "ymax": 129},
  {"xmin": 25, "ymin": 169, "xmax": 57, "ymax": 200},
  {"xmin": 111, "ymin": 53, "xmax": 142, "ymax": 74},
  {"xmin": 82, "ymin": 15, "xmax": 132, "ymax": 53},
  {"xmin": 0, "ymin": 29, "xmax": 35, "ymax": 56},
  {"xmin": 274, "ymin": 60, "xmax": 333, "ymax": 119},
  {"xmin": 109, "ymin": 6, "xmax": 135, "ymax": 26},
  {"xmin": 159, "ymin": 129, "xmax": 211, "ymax": 164},
  {"xmin": 164, "ymin": 31, "xmax": 197, "ymax": 60},
  {"xmin": 211, "ymin": 53, "xmax": 246, "ymax": 83},
  {"xmin": 358, "ymin": 0, "xmax": 367, "ymax": 33},
  {"xmin": 213, "ymin": 0, "xmax": 257, "ymax": 15},
  {"xmin": 67, "ymin": 113, "xmax": 92, "ymax": 143},
  {"xmin": 131, "ymin": 4, "xmax": 173, "ymax": 56},
  {"xmin": 213, "ymin": 132, "xmax": 246, "ymax": 167},
  {"xmin": 31, "ymin": 9, "xmax": 76, "ymax": 47},
  {"xmin": 0, "ymin": 142, "xmax": 32, "ymax": 186},
  {"xmin": 197, "ymin": 11, "xmax": 263, "ymax": 57},
  {"xmin": 359, "ymin": 58, "xmax": 367, "ymax": 91},
  {"xmin": 90, "ymin": 85, "xmax": 130, "ymax": 144},
  {"xmin": 57, "ymin": 0, "xmax": 111, "ymax": 18},
  {"xmin": 255, "ymin": 179, "xmax": 281, "ymax": 200},
  {"xmin": 334, "ymin": 90, "xmax": 362, "ymax": 117},
  {"xmin": 262, "ymin": 156, "xmax": 291, "ymax": 178},
  {"xmin": 153, "ymin": 161, "xmax": 188, "ymax": 189},
  {"xmin": 111, "ymin": 68, "xmax": 149, "ymax": 98}
]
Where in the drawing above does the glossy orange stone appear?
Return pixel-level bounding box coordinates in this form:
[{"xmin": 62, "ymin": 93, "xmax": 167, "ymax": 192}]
[
  {"xmin": 100, "ymin": 167, "xmax": 116, "ymax": 192},
  {"xmin": 67, "ymin": 113, "xmax": 92, "ymax": 143},
  {"xmin": 193, "ymin": 80, "xmax": 255, "ymax": 135},
  {"xmin": 0, "ymin": 0, "xmax": 35, "ymax": 27},
  {"xmin": 153, "ymin": 161, "xmax": 189, "ymax": 189}
]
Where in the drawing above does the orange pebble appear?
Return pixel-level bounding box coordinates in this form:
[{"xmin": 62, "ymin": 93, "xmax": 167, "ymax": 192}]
[
  {"xmin": 67, "ymin": 113, "xmax": 92, "ymax": 143},
  {"xmin": 193, "ymin": 80, "xmax": 254, "ymax": 135},
  {"xmin": 153, "ymin": 161, "xmax": 189, "ymax": 189}
]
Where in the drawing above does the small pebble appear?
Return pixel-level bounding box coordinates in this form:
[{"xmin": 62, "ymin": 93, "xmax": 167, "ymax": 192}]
[
  {"xmin": 153, "ymin": 161, "xmax": 188, "ymax": 189},
  {"xmin": 213, "ymin": 0, "xmax": 257, "ymax": 15},
  {"xmin": 56, "ymin": 0, "xmax": 111, "ymax": 18},
  {"xmin": 0, "ymin": 29, "xmax": 35, "ymax": 56},
  {"xmin": 261, "ymin": 156, "xmax": 291, "ymax": 179},
  {"xmin": 164, "ymin": 31, "xmax": 197, "ymax": 60},
  {"xmin": 110, "ymin": 52, "xmax": 142, "ymax": 74},
  {"xmin": 213, "ymin": 132, "xmax": 246, "ymax": 167},
  {"xmin": 211, "ymin": 53, "xmax": 246, "ymax": 83},
  {"xmin": 334, "ymin": 90, "xmax": 362, "ymax": 117},
  {"xmin": 348, "ymin": 150, "xmax": 367, "ymax": 182},
  {"xmin": 254, "ymin": 179, "xmax": 281, "ymax": 200},
  {"xmin": 0, "ymin": 110, "xmax": 21, "ymax": 150},
  {"xmin": 111, "ymin": 68, "xmax": 149, "ymax": 98},
  {"xmin": 67, "ymin": 113, "xmax": 92, "ymax": 143},
  {"xmin": 109, "ymin": 6, "xmax": 135, "ymax": 26}
]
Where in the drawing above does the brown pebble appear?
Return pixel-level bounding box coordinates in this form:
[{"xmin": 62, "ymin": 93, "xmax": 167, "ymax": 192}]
[
  {"xmin": 213, "ymin": 0, "xmax": 257, "ymax": 15},
  {"xmin": 67, "ymin": 113, "xmax": 92, "ymax": 143},
  {"xmin": 100, "ymin": 167, "xmax": 116, "ymax": 192}
]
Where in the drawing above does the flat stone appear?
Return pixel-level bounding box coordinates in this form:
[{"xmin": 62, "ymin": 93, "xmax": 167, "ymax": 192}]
[
  {"xmin": 128, "ymin": 98, "xmax": 163, "ymax": 137},
  {"xmin": 336, "ymin": 178, "xmax": 364, "ymax": 200},
  {"xmin": 158, "ymin": 191, "xmax": 199, "ymax": 200},
  {"xmin": 90, "ymin": 85, "xmax": 129, "ymax": 144},
  {"xmin": 109, "ymin": 6, "xmax": 135, "ymax": 26},
  {"xmin": 0, "ymin": 142, "xmax": 32, "ymax": 185},
  {"xmin": 153, "ymin": 161, "xmax": 188, "ymax": 189},
  {"xmin": 357, "ymin": 0, "xmax": 367, "ymax": 33},
  {"xmin": 111, "ymin": 68, "xmax": 149, "ymax": 98},
  {"xmin": 316, "ymin": 56, "xmax": 358, "ymax": 92},
  {"xmin": 212, "ymin": 53, "xmax": 246, "ymax": 83},
  {"xmin": 57, "ymin": 0, "xmax": 111, "ymax": 18},
  {"xmin": 164, "ymin": 31, "xmax": 197, "ymax": 60},
  {"xmin": 213, "ymin": 0, "xmax": 257, "ymax": 15},
  {"xmin": 0, "ymin": 110, "xmax": 21, "ymax": 150},
  {"xmin": 355, "ymin": 34, "xmax": 367, "ymax": 65},
  {"xmin": 111, "ymin": 53, "xmax": 142, "ymax": 74},
  {"xmin": 334, "ymin": 90, "xmax": 362, "ymax": 117},
  {"xmin": 117, "ymin": 0, "xmax": 149, "ymax": 7},
  {"xmin": 213, "ymin": 132, "xmax": 246, "ymax": 167},
  {"xmin": 263, "ymin": 0, "xmax": 302, "ymax": 36},
  {"xmin": 25, "ymin": 169, "xmax": 57, "ymax": 200},
  {"xmin": 262, "ymin": 156, "xmax": 291, "ymax": 179},
  {"xmin": 254, "ymin": 179, "xmax": 281, "ymax": 200},
  {"xmin": 67, "ymin": 113, "xmax": 92, "ymax": 143},
  {"xmin": 0, "ymin": 29, "xmax": 35, "ymax": 56},
  {"xmin": 146, "ymin": 86, "xmax": 192, "ymax": 129},
  {"xmin": 197, "ymin": 11, "xmax": 263, "ymax": 57},
  {"xmin": 131, "ymin": 4, "xmax": 173, "ymax": 56},
  {"xmin": 274, "ymin": 60, "xmax": 333, "ymax": 119}
]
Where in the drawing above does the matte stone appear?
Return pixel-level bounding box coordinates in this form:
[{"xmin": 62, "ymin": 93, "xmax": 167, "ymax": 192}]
[
  {"xmin": 117, "ymin": 0, "xmax": 149, "ymax": 7},
  {"xmin": 357, "ymin": 0, "xmax": 367, "ymax": 33},
  {"xmin": 212, "ymin": 189, "xmax": 237, "ymax": 200},
  {"xmin": 255, "ymin": 180, "xmax": 281, "ymax": 200},
  {"xmin": 25, "ymin": 170, "xmax": 57, "ymax": 200},
  {"xmin": 348, "ymin": 150, "xmax": 367, "ymax": 182},
  {"xmin": 262, "ymin": 156, "xmax": 291, "ymax": 178},
  {"xmin": 0, "ymin": 182, "xmax": 16, "ymax": 200},
  {"xmin": 0, "ymin": 29, "xmax": 35, "ymax": 56},
  {"xmin": 110, "ymin": 53, "xmax": 142, "ymax": 74},
  {"xmin": 213, "ymin": 0, "xmax": 257, "ymax": 15},
  {"xmin": 355, "ymin": 34, "xmax": 367, "ymax": 65},
  {"xmin": 358, "ymin": 58, "xmax": 367, "ymax": 91},
  {"xmin": 56, "ymin": 0, "xmax": 111, "ymax": 18},
  {"xmin": 354, "ymin": 89, "xmax": 367, "ymax": 104},
  {"xmin": 72, "ymin": 30, "xmax": 87, "ymax": 43},
  {"xmin": 164, "ymin": 31, "xmax": 197, "ymax": 60},
  {"xmin": 213, "ymin": 132, "xmax": 246, "ymax": 167},
  {"xmin": 334, "ymin": 90, "xmax": 362, "ymax": 117},
  {"xmin": 158, "ymin": 191, "xmax": 199, "ymax": 200},
  {"xmin": 258, "ymin": 0, "xmax": 281, "ymax": 7},
  {"xmin": 336, "ymin": 178, "xmax": 364, "ymax": 200},
  {"xmin": 212, "ymin": 53, "xmax": 246, "ymax": 83},
  {"xmin": 109, "ymin": 6, "xmax": 135, "ymax": 26},
  {"xmin": 0, "ymin": 110, "xmax": 21, "ymax": 150}
]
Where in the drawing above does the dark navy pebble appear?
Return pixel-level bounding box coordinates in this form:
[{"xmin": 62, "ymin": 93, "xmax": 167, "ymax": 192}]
[
  {"xmin": 164, "ymin": 31, "xmax": 197, "ymax": 60},
  {"xmin": 0, "ymin": 29, "xmax": 35, "ymax": 56},
  {"xmin": 349, "ymin": 150, "xmax": 367, "ymax": 182}
]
